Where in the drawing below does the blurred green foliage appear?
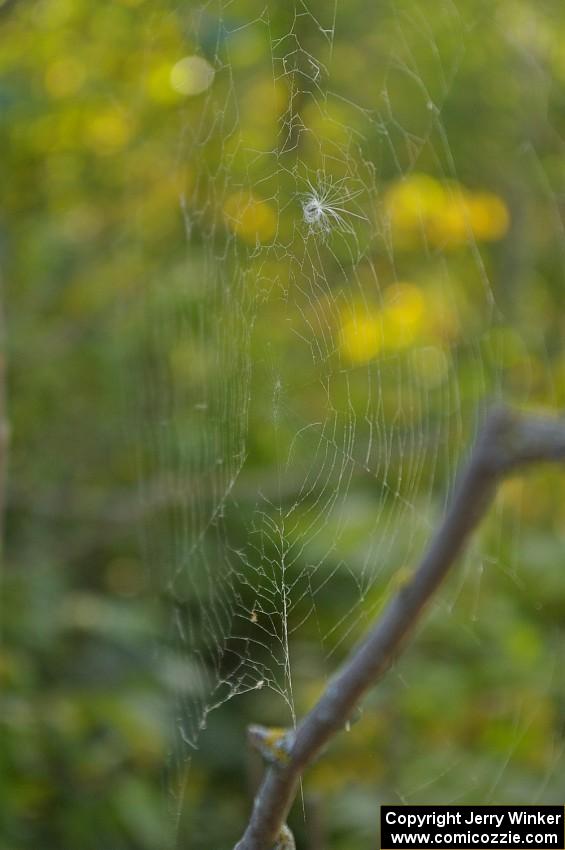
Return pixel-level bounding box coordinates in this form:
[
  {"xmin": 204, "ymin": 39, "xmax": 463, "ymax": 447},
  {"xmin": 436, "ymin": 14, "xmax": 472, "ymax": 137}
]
[{"xmin": 1, "ymin": 0, "xmax": 565, "ymax": 849}]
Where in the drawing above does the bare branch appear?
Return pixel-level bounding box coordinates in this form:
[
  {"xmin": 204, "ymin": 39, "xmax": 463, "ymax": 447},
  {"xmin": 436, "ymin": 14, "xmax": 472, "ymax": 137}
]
[{"xmin": 234, "ymin": 405, "xmax": 565, "ymax": 850}]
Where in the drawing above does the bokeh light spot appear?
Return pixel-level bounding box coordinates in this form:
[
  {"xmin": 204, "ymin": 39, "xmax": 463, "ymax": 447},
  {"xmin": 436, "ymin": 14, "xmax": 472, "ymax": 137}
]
[{"xmin": 170, "ymin": 55, "xmax": 214, "ymax": 96}]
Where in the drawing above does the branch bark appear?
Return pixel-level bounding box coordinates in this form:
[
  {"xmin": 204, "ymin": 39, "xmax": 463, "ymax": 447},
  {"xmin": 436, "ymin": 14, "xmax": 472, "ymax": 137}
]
[{"xmin": 234, "ymin": 405, "xmax": 565, "ymax": 850}]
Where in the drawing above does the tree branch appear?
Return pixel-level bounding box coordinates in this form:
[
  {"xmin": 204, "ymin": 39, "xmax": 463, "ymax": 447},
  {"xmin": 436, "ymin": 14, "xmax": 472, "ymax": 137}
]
[{"xmin": 234, "ymin": 405, "xmax": 565, "ymax": 850}]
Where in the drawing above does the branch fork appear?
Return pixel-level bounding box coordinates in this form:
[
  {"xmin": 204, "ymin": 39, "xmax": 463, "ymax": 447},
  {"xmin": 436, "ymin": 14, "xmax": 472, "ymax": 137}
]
[{"xmin": 234, "ymin": 405, "xmax": 565, "ymax": 850}]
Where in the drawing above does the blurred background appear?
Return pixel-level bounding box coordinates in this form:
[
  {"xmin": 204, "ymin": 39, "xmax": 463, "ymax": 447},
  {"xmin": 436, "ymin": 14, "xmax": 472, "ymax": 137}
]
[{"xmin": 1, "ymin": 0, "xmax": 565, "ymax": 848}]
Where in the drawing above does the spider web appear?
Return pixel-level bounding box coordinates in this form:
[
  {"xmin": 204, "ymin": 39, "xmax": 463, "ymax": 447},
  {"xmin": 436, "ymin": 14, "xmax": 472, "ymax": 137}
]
[{"xmin": 133, "ymin": 0, "xmax": 565, "ymax": 845}]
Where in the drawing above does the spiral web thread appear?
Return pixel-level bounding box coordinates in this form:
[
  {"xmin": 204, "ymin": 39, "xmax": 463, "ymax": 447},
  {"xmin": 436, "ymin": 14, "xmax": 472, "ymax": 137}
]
[{"xmin": 136, "ymin": 0, "xmax": 565, "ymax": 841}]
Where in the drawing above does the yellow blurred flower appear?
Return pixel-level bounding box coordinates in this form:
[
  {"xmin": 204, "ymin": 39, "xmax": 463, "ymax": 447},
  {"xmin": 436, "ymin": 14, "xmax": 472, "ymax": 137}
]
[
  {"xmin": 146, "ymin": 62, "xmax": 179, "ymax": 104},
  {"xmin": 340, "ymin": 311, "xmax": 383, "ymax": 363},
  {"xmin": 385, "ymin": 173, "xmax": 509, "ymax": 249},
  {"xmin": 426, "ymin": 189, "xmax": 469, "ymax": 246},
  {"xmin": 381, "ymin": 283, "xmax": 425, "ymax": 348},
  {"xmin": 340, "ymin": 283, "xmax": 427, "ymax": 364},
  {"xmin": 223, "ymin": 191, "xmax": 276, "ymax": 244},
  {"xmin": 385, "ymin": 173, "xmax": 445, "ymax": 247},
  {"xmin": 465, "ymin": 191, "xmax": 510, "ymax": 241}
]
